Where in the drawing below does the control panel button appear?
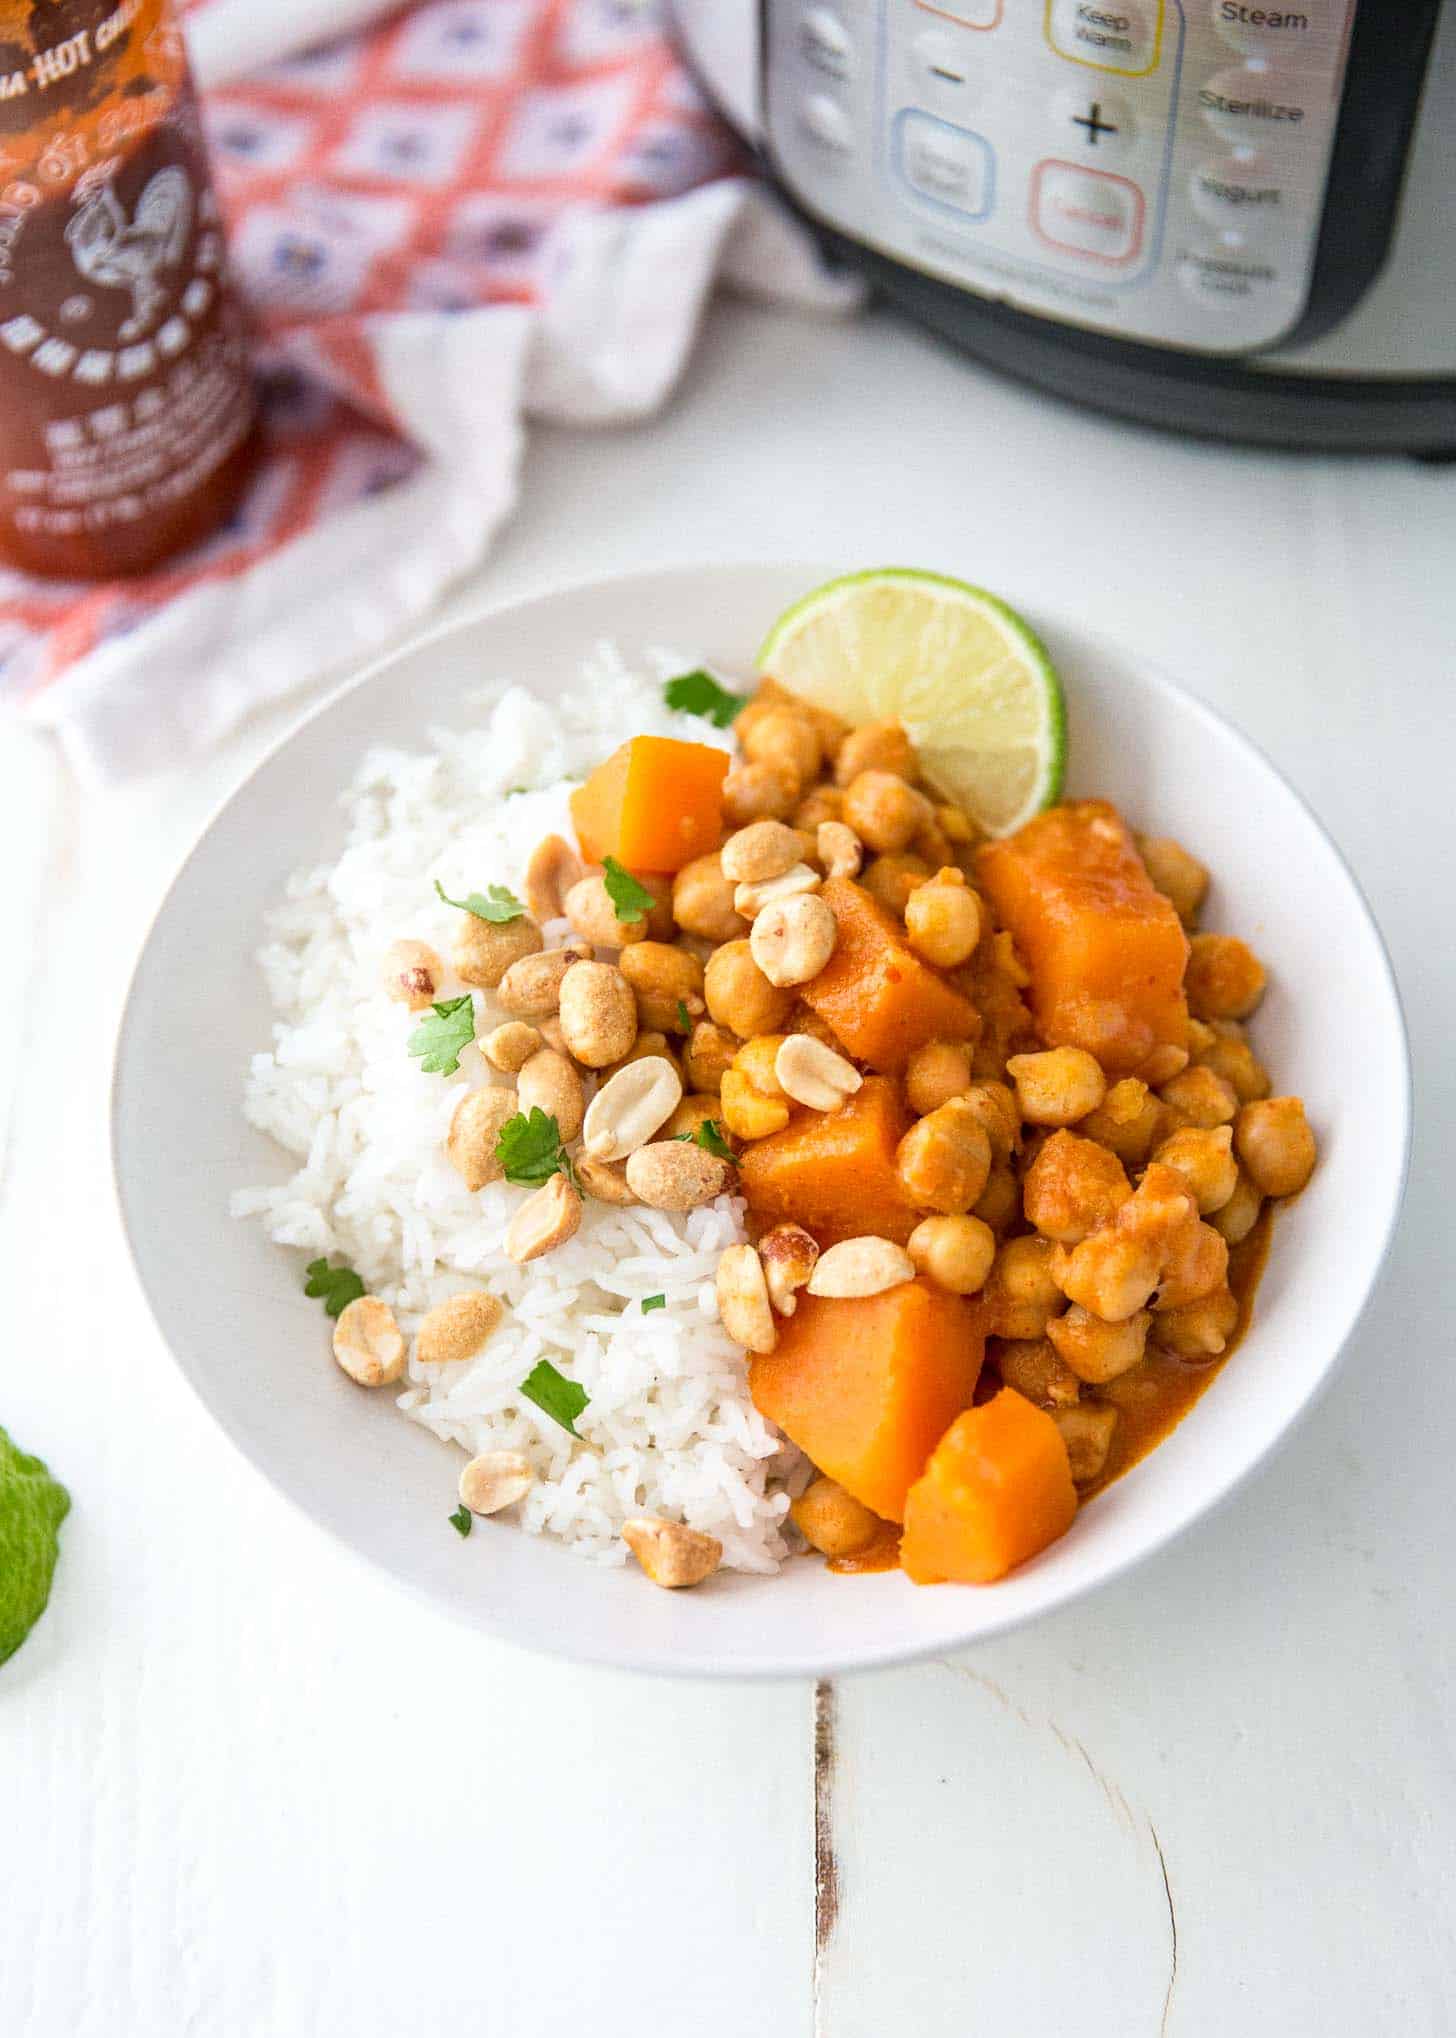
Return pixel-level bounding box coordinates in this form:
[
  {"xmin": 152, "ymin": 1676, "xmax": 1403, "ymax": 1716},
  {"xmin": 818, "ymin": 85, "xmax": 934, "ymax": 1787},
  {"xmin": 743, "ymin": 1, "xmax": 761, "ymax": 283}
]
[
  {"xmin": 1051, "ymin": 86, "xmax": 1134, "ymax": 157},
  {"xmin": 1031, "ymin": 160, "xmax": 1144, "ymax": 262},
  {"xmin": 896, "ymin": 110, "xmax": 994, "ymax": 217},
  {"xmin": 799, "ymin": 7, "xmax": 853, "ymax": 82},
  {"xmin": 915, "ymin": 0, "xmax": 1002, "ymax": 26},
  {"xmin": 1047, "ymin": 0, "xmax": 1162, "ymax": 76},
  {"xmin": 1177, "ymin": 244, "xmax": 1280, "ymax": 305},
  {"xmin": 1200, "ymin": 65, "xmax": 1310, "ymax": 147},
  {"xmin": 1190, "ymin": 155, "xmax": 1285, "ymax": 240},
  {"xmin": 799, "ymin": 92, "xmax": 854, "ymax": 153},
  {"xmin": 1212, "ymin": 1, "xmax": 1323, "ymax": 57},
  {"xmin": 913, "ymin": 28, "xmax": 985, "ymax": 111}
]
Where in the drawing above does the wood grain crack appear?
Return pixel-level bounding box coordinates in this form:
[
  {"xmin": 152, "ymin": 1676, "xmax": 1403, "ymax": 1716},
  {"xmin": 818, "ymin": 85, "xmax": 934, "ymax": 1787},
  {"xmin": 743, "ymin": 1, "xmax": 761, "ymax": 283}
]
[
  {"xmin": 1151, "ymin": 1822, "xmax": 1179, "ymax": 2038},
  {"xmin": 813, "ymin": 1677, "xmax": 839, "ymax": 2030}
]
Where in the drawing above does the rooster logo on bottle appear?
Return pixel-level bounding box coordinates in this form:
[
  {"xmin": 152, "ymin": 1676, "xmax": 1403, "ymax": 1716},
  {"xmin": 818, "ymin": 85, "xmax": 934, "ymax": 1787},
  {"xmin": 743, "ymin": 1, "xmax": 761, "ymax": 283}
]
[{"xmin": 64, "ymin": 162, "xmax": 192, "ymax": 341}]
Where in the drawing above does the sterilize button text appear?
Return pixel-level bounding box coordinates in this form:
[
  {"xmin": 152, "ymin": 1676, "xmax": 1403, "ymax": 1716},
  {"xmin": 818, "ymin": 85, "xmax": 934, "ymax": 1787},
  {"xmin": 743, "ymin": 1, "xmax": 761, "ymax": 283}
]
[{"xmin": 1200, "ymin": 65, "xmax": 1309, "ymax": 146}]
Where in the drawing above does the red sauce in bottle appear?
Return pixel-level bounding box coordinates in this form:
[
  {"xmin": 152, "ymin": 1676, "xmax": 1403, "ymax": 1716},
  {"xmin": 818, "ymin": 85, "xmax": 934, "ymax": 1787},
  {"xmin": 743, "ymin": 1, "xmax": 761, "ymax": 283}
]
[{"xmin": 0, "ymin": 0, "xmax": 255, "ymax": 577}]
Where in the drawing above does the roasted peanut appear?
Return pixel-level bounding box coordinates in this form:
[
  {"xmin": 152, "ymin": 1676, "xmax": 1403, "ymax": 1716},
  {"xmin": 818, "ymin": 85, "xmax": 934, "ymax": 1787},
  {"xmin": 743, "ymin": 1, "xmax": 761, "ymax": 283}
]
[
  {"xmin": 583, "ymin": 1054, "xmax": 683, "ymax": 1160},
  {"xmin": 505, "ymin": 1173, "xmax": 583, "ymax": 1263},
  {"xmin": 558, "ymin": 960, "xmax": 637, "ymax": 1068},
  {"xmin": 624, "ymin": 1140, "xmax": 732, "ymax": 1211},
  {"xmin": 516, "ymin": 1048, "xmax": 585, "ymax": 1142},
  {"xmin": 563, "ymin": 873, "xmax": 648, "ymax": 950},
  {"xmin": 817, "ymin": 820, "xmax": 863, "ymax": 880},
  {"xmin": 807, "ymin": 1236, "xmax": 916, "ymax": 1299},
  {"xmin": 496, "ymin": 946, "xmax": 588, "ymax": 1018},
  {"xmin": 458, "ymin": 1450, "xmax": 535, "ymax": 1515},
  {"xmin": 622, "ymin": 1516, "xmax": 722, "ymax": 1589},
  {"xmin": 446, "ymin": 1087, "xmax": 517, "ymax": 1191},
  {"xmin": 733, "ymin": 863, "xmax": 823, "ymax": 919},
  {"xmin": 452, "ymin": 911, "xmax": 543, "ymax": 990},
  {"xmin": 381, "ymin": 939, "xmax": 445, "ymax": 1011},
  {"xmin": 774, "ymin": 1034, "xmax": 862, "ymax": 1112},
  {"xmin": 481, "ymin": 1020, "xmax": 544, "ymax": 1074},
  {"xmin": 758, "ymin": 1222, "xmax": 820, "ymax": 1316},
  {"xmin": 332, "ymin": 1296, "xmax": 406, "ymax": 1387},
  {"xmin": 523, "ymin": 834, "xmax": 583, "ymax": 924},
  {"xmin": 416, "ymin": 1291, "xmax": 505, "ymax": 1367},
  {"xmin": 575, "ymin": 1151, "xmax": 638, "ymax": 1205},
  {"xmin": 715, "ymin": 1244, "xmax": 777, "ymax": 1353},
  {"xmin": 721, "ymin": 819, "xmax": 802, "ymax": 884},
  {"xmin": 749, "ymin": 891, "xmax": 837, "ymax": 988}
]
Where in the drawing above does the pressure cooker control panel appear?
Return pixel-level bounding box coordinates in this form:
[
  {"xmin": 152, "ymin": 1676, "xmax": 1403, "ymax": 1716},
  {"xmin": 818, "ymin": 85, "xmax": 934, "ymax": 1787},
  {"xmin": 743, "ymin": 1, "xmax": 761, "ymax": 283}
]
[{"xmin": 763, "ymin": 0, "xmax": 1358, "ymax": 353}]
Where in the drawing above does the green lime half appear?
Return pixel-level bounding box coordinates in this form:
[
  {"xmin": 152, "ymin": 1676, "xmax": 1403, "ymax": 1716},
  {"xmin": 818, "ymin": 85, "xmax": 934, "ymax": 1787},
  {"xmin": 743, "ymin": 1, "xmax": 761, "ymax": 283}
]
[
  {"xmin": 757, "ymin": 568, "xmax": 1065, "ymax": 836},
  {"xmin": 0, "ymin": 1425, "xmax": 69, "ymax": 1665}
]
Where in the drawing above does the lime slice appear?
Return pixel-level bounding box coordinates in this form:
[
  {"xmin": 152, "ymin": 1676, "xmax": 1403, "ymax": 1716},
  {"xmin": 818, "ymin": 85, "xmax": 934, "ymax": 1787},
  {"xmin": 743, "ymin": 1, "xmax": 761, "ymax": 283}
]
[{"xmin": 757, "ymin": 568, "xmax": 1065, "ymax": 836}]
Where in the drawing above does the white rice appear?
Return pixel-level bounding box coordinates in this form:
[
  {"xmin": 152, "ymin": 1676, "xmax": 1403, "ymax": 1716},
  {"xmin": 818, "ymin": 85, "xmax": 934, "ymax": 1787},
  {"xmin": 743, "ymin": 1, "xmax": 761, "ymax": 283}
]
[{"xmin": 232, "ymin": 645, "xmax": 803, "ymax": 1571}]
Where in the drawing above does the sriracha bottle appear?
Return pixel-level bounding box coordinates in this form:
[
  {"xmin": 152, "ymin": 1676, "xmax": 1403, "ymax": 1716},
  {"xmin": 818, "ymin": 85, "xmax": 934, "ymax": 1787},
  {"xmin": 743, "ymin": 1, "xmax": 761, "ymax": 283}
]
[{"xmin": 0, "ymin": 0, "xmax": 255, "ymax": 577}]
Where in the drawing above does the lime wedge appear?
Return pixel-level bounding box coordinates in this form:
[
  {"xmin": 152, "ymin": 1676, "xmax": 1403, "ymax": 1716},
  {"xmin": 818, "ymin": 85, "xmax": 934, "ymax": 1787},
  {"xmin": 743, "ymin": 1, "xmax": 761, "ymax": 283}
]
[{"xmin": 757, "ymin": 568, "xmax": 1065, "ymax": 837}]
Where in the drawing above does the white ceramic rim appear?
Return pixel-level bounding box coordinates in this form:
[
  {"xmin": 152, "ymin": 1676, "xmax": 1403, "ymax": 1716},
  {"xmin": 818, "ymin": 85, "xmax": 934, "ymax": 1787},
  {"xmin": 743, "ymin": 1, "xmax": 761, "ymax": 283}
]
[{"xmin": 110, "ymin": 564, "xmax": 1413, "ymax": 1680}]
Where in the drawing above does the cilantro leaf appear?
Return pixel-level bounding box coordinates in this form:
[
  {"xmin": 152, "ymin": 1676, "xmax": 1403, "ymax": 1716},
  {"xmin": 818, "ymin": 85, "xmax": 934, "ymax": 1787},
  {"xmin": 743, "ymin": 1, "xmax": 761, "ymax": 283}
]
[
  {"xmin": 304, "ymin": 1257, "xmax": 366, "ymax": 1319},
  {"xmin": 407, "ymin": 995, "xmax": 476, "ymax": 1075},
  {"xmin": 675, "ymin": 999, "xmax": 692, "ymax": 1034},
  {"xmin": 602, "ymin": 856, "xmax": 656, "ymax": 925},
  {"xmin": 496, "ymin": 1108, "xmax": 567, "ymax": 1186},
  {"xmin": 519, "ymin": 1359, "xmax": 590, "ymax": 1436},
  {"xmin": 449, "ymin": 1504, "xmax": 472, "ymax": 1537},
  {"xmin": 664, "ymin": 668, "xmax": 748, "ymax": 729},
  {"xmin": 642, "ymin": 1293, "xmax": 666, "ymax": 1314},
  {"xmin": 674, "ymin": 1118, "xmax": 738, "ymax": 1164},
  {"xmin": 434, "ymin": 877, "xmax": 523, "ymax": 924}
]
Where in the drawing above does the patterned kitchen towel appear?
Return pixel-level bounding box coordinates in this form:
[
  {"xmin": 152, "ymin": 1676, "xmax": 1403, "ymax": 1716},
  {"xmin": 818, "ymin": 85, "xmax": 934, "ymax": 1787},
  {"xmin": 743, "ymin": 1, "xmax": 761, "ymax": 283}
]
[{"xmin": 0, "ymin": 0, "xmax": 859, "ymax": 781}]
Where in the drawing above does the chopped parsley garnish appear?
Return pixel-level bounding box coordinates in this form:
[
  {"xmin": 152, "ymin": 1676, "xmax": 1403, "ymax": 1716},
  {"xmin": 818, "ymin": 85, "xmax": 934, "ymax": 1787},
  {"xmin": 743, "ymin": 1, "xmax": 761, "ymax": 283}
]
[
  {"xmin": 675, "ymin": 999, "xmax": 692, "ymax": 1033},
  {"xmin": 407, "ymin": 995, "xmax": 476, "ymax": 1075},
  {"xmin": 664, "ymin": 668, "xmax": 748, "ymax": 729},
  {"xmin": 641, "ymin": 1294, "xmax": 666, "ymax": 1314},
  {"xmin": 304, "ymin": 1257, "xmax": 366, "ymax": 1319},
  {"xmin": 519, "ymin": 1359, "xmax": 589, "ymax": 1436},
  {"xmin": 448, "ymin": 1504, "xmax": 472, "ymax": 1537},
  {"xmin": 495, "ymin": 1107, "xmax": 572, "ymax": 1186},
  {"xmin": 673, "ymin": 1118, "xmax": 738, "ymax": 1164},
  {"xmin": 434, "ymin": 877, "xmax": 523, "ymax": 924},
  {"xmin": 602, "ymin": 856, "xmax": 655, "ymax": 925}
]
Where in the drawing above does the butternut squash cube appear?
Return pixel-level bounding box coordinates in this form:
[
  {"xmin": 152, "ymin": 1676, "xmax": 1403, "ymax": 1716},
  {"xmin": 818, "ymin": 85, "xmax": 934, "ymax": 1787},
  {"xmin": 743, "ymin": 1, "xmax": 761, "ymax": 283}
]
[
  {"xmin": 800, "ymin": 877, "xmax": 979, "ymax": 1072},
  {"xmin": 901, "ymin": 1389, "xmax": 1078, "ymax": 1584}
]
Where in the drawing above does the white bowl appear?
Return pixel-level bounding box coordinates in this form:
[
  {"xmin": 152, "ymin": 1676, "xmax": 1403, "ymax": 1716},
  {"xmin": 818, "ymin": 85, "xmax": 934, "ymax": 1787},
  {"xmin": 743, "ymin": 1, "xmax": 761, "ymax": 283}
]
[{"xmin": 112, "ymin": 564, "xmax": 1410, "ymax": 1679}]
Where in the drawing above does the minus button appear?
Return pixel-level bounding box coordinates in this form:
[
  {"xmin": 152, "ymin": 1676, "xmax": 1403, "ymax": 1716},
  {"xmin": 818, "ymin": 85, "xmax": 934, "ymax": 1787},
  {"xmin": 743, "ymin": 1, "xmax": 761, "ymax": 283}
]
[{"xmin": 913, "ymin": 29, "xmax": 983, "ymax": 107}]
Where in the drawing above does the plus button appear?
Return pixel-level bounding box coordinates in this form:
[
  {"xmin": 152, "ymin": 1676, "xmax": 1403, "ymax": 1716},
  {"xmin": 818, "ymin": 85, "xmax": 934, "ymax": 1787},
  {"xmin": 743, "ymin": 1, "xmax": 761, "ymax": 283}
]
[{"xmin": 1071, "ymin": 100, "xmax": 1119, "ymax": 146}]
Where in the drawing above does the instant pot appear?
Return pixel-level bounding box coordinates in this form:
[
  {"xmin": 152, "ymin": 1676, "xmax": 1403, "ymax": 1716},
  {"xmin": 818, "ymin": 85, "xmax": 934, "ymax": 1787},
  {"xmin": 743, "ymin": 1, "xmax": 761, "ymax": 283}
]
[{"xmin": 673, "ymin": 2, "xmax": 1455, "ymax": 451}]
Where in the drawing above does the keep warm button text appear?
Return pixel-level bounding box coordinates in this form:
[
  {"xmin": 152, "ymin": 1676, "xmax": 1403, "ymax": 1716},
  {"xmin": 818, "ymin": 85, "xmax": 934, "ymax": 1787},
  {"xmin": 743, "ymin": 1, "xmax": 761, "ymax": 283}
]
[
  {"xmin": 1046, "ymin": 0, "xmax": 1163, "ymax": 75},
  {"xmin": 1031, "ymin": 160, "xmax": 1145, "ymax": 265}
]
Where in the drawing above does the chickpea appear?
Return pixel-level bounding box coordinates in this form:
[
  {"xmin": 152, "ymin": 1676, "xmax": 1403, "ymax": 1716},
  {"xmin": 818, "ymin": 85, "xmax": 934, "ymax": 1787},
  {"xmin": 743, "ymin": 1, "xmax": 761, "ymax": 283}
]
[
  {"xmin": 1158, "ymin": 1064, "xmax": 1238, "ymax": 1129},
  {"xmin": 1194, "ymin": 1033, "xmax": 1271, "ymax": 1104},
  {"xmin": 1154, "ymin": 1220, "xmax": 1229, "ymax": 1311},
  {"xmin": 834, "ymin": 718, "xmax": 918, "ymax": 787},
  {"xmin": 973, "ymin": 1162, "xmax": 1021, "ymax": 1236},
  {"xmin": 1235, "ymin": 1097, "xmax": 1317, "ymax": 1199},
  {"xmin": 911, "ymin": 820, "xmax": 955, "ymax": 872},
  {"xmin": 722, "ymin": 759, "xmax": 800, "ymax": 825},
  {"xmin": 1007, "ymin": 1046, "xmax": 1107, "ymax": 1127},
  {"xmin": 903, "ymin": 868, "xmax": 982, "ymax": 969},
  {"xmin": 733, "ymin": 1034, "xmax": 789, "ymax": 1099},
  {"xmin": 817, "ymin": 820, "xmax": 863, "ymax": 881},
  {"xmin": 1137, "ymin": 1044, "xmax": 1190, "ymax": 1088},
  {"xmin": 1052, "ymin": 1231, "xmax": 1162, "ymax": 1324},
  {"xmin": 1023, "ymin": 1130, "xmax": 1131, "ymax": 1245},
  {"xmin": 907, "ymin": 1213, "xmax": 996, "ymax": 1294},
  {"xmin": 557, "ymin": 960, "xmax": 637, "ymax": 1068},
  {"xmin": 563, "ymin": 873, "xmax": 648, "ymax": 950},
  {"xmin": 704, "ymin": 939, "xmax": 795, "ymax": 1039},
  {"xmin": 602, "ymin": 1032, "xmax": 682, "ymax": 1085},
  {"xmin": 997, "ymin": 1337, "xmax": 1082, "ymax": 1409},
  {"xmin": 1136, "ymin": 834, "xmax": 1209, "ymax": 926},
  {"xmin": 1077, "ymin": 1077, "xmax": 1164, "ymax": 1167},
  {"xmin": 1210, "ymin": 1168, "xmax": 1264, "ymax": 1246},
  {"xmin": 1050, "ymin": 1403, "xmax": 1120, "ymax": 1485},
  {"xmin": 896, "ymin": 1100, "xmax": 992, "ymax": 1214},
  {"xmin": 1153, "ymin": 1125, "xmax": 1238, "ymax": 1215},
  {"xmin": 959, "ymin": 1080, "xmax": 1020, "ymax": 1165},
  {"xmin": 719, "ymin": 1068, "xmax": 791, "ymax": 1141},
  {"xmin": 791, "ymin": 1476, "xmax": 882, "ymax": 1560},
  {"xmin": 860, "ymin": 852, "xmax": 931, "ymax": 918},
  {"xmin": 794, "ymin": 784, "xmax": 845, "ymax": 833},
  {"xmin": 663, "ymin": 1092, "xmax": 722, "ymax": 1142},
  {"xmin": 742, "ymin": 708, "xmax": 821, "ymax": 785},
  {"xmin": 1154, "ymin": 1286, "xmax": 1239, "ymax": 1360},
  {"xmin": 683, "ymin": 1019, "xmax": 738, "ymax": 1094},
  {"xmin": 984, "ymin": 1235, "xmax": 1063, "ymax": 1339},
  {"xmin": 637, "ymin": 872, "xmax": 677, "ymax": 942},
  {"xmin": 737, "ymin": 682, "xmax": 847, "ymax": 765},
  {"xmin": 619, "ymin": 941, "xmax": 705, "ymax": 1033},
  {"xmin": 452, "ymin": 911, "xmax": 543, "ymax": 990},
  {"xmin": 843, "ymin": 770, "xmax": 933, "ymax": 855},
  {"xmin": 905, "ymin": 1038, "xmax": 974, "ymax": 1116},
  {"xmin": 1045, "ymin": 1304, "xmax": 1150, "ymax": 1384},
  {"xmin": 1186, "ymin": 933, "xmax": 1267, "ymax": 1020},
  {"xmin": 672, "ymin": 853, "xmax": 747, "ymax": 945}
]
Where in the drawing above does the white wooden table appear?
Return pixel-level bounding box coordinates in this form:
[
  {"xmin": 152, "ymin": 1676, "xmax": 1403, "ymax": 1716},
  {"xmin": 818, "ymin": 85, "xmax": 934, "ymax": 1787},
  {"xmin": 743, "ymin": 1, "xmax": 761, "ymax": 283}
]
[{"xmin": 4, "ymin": 300, "xmax": 1451, "ymax": 2037}]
